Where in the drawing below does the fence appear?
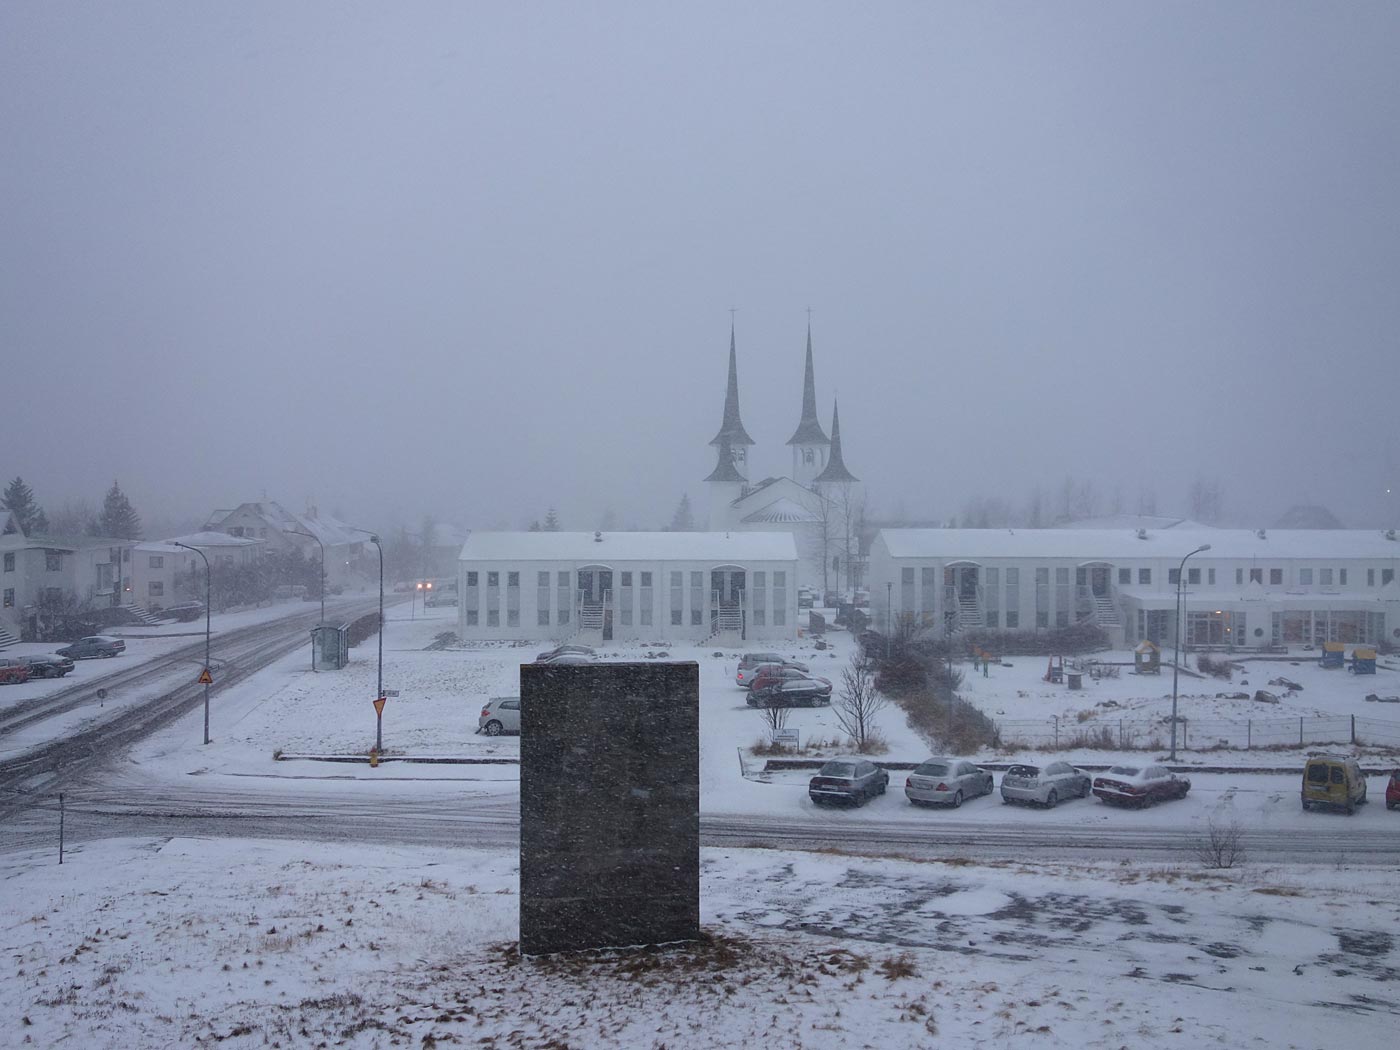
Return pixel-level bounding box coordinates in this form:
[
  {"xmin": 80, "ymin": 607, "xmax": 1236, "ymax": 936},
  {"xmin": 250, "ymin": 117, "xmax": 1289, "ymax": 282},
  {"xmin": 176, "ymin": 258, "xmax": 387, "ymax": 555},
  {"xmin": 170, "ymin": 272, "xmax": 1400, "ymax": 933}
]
[{"xmin": 995, "ymin": 713, "xmax": 1400, "ymax": 752}]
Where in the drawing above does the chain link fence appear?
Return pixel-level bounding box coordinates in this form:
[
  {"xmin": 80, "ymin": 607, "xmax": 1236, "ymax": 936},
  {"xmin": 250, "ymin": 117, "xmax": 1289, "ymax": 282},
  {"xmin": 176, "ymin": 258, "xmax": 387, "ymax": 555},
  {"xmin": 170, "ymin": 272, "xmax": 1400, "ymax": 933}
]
[{"xmin": 995, "ymin": 713, "xmax": 1400, "ymax": 752}]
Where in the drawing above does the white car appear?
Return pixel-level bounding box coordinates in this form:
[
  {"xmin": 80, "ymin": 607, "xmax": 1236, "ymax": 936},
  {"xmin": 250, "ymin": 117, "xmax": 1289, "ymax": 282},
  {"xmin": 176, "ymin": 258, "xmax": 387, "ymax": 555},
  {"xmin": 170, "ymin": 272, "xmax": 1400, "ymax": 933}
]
[
  {"xmin": 905, "ymin": 757, "xmax": 995, "ymax": 808},
  {"xmin": 477, "ymin": 697, "xmax": 521, "ymax": 736},
  {"xmin": 1000, "ymin": 762, "xmax": 1092, "ymax": 807}
]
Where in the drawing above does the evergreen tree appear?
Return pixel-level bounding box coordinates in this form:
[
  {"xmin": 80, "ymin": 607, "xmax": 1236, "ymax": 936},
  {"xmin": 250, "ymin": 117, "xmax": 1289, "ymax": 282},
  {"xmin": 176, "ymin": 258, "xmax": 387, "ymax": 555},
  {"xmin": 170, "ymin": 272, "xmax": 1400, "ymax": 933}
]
[
  {"xmin": 3, "ymin": 476, "xmax": 48, "ymax": 535},
  {"xmin": 543, "ymin": 507, "xmax": 561, "ymax": 531},
  {"xmin": 98, "ymin": 480, "xmax": 142, "ymax": 539},
  {"xmin": 668, "ymin": 493, "xmax": 695, "ymax": 532}
]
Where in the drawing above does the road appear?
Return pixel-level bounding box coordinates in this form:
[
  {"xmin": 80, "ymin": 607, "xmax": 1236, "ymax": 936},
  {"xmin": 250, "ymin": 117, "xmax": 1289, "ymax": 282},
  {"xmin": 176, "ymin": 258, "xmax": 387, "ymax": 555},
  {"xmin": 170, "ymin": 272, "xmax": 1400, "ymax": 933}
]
[{"xmin": 0, "ymin": 598, "xmax": 382, "ymax": 809}]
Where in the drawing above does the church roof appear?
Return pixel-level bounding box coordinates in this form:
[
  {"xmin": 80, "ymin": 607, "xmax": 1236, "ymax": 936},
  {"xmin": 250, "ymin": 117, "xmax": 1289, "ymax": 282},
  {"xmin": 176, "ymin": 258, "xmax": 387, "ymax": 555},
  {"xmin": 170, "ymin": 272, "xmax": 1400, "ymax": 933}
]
[
  {"xmin": 703, "ymin": 437, "xmax": 747, "ymax": 483},
  {"xmin": 741, "ymin": 497, "xmax": 821, "ymax": 525},
  {"xmin": 785, "ymin": 325, "xmax": 830, "ymax": 446},
  {"xmin": 460, "ymin": 530, "xmax": 798, "ymax": 563},
  {"xmin": 709, "ymin": 324, "xmax": 755, "ymax": 448},
  {"xmin": 812, "ymin": 400, "xmax": 858, "ymax": 483}
]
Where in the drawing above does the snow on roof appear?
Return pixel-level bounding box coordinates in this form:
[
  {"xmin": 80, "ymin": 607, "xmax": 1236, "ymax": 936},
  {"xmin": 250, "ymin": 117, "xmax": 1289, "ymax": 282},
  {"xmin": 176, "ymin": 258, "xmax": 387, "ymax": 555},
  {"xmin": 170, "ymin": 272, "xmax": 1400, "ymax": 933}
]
[
  {"xmin": 1058, "ymin": 514, "xmax": 1212, "ymax": 531},
  {"xmin": 741, "ymin": 498, "xmax": 820, "ymax": 525},
  {"xmin": 876, "ymin": 528, "xmax": 1400, "ymax": 561},
  {"xmin": 169, "ymin": 531, "xmax": 264, "ymax": 548},
  {"xmin": 460, "ymin": 531, "xmax": 799, "ymax": 563},
  {"xmin": 135, "ymin": 541, "xmax": 188, "ymax": 554}
]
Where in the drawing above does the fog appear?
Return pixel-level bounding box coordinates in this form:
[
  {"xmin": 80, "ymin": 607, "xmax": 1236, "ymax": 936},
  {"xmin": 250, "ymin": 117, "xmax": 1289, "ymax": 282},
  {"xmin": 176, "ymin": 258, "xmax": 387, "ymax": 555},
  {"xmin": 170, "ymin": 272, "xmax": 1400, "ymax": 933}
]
[{"xmin": 3, "ymin": 2, "xmax": 1398, "ymax": 535}]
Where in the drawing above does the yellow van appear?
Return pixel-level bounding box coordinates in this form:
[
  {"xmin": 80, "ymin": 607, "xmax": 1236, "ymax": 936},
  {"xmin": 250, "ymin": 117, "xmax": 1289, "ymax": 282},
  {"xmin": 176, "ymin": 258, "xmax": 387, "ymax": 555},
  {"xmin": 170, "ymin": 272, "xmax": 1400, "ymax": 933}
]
[{"xmin": 1302, "ymin": 755, "xmax": 1368, "ymax": 814}]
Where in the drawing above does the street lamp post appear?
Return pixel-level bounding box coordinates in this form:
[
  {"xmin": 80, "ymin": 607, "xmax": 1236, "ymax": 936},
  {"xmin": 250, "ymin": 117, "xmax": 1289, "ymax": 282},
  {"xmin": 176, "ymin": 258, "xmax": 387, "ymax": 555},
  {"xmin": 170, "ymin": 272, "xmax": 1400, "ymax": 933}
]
[
  {"xmin": 174, "ymin": 542, "xmax": 212, "ymax": 745},
  {"xmin": 369, "ymin": 534, "xmax": 384, "ymax": 753},
  {"xmin": 288, "ymin": 529, "xmax": 326, "ymax": 625},
  {"xmin": 1170, "ymin": 543, "xmax": 1213, "ymax": 761},
  {"xmin": 885, "ymin": 580, "xmax": 893, "ymax": 660}
]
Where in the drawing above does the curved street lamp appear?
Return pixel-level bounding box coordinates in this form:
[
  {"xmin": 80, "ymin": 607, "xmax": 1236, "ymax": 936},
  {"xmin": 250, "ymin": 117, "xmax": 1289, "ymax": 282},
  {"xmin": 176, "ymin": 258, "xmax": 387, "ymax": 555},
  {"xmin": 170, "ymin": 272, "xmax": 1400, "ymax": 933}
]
[
  {"xmin": 287, "ymin": 528, "xmax": 326, "ymax": 625},
  {"xmin": 173, "ymin": 541, "xmax": 212, "ymax": 745},
  {"xmin": 369, "ymin": 534, "xmax": 384, "ymax": 753},
  {"xmin": 1171, "ymin": 543, "xmax": 1212, "ymax": 760}
]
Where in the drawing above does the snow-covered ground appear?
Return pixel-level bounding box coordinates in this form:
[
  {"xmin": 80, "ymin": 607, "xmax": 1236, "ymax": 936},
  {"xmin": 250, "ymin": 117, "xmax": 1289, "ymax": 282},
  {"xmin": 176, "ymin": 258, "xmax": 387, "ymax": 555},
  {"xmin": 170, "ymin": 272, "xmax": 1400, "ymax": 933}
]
[{"xmin": 2, "ymin": 835, "xmax": 1395, "ymax": 1048}]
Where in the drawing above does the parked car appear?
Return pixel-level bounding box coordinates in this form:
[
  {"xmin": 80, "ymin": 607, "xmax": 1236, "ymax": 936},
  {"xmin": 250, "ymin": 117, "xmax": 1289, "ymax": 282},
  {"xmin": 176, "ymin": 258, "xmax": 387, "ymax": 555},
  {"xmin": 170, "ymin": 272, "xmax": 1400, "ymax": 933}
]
[
  {"xmin": 19, "ymin": 654, "xmax": 76, "ymax": 679},
  {"xmin": 55, "ymin": 635, "xmax": 127, "ymax": 660},
  {"xmin": 1301, "ymin": 754, "xmax": 1368, "ymax": 814},
  {"xmin": 735, "ymin": 652, "xmax": 792, "ymax": 688},
  {"xmin": 540, "ymin": 653, "xmax": 596, "ymax": 666},
  {"xmin": 747, "ymin": 673, "xmax": 833, "ymax": 708},
  {"xmin": 0, "ymin": 658, "xmax": 33, "ymax": 685},
  {"xmin": 797, "ymin": 588, "xmax": 815, "ymax": 609},
  {"xmin": 1386, "ymin": 769, "xmax": 1400, "ymax": 811},
  {"xmin": 1092, "ymin": 765, "xmax": 1191, "ymax": 807},
  {"xmin": 1000, "ymin": 762, "xmax": 1092, "ymax": 807},
  {"xmin": 158, "ymin": 601, "xmax": 205, "ymax": 623},
  {"xmin": 424, "ymin": 590, "xmax": 458, "ymax": 607},
  {"xmin": 905, "ymin": 758, "xmax": 995, "ymax": 808},
  {"xmin": 809, "ymin": 758, "xmax": 888, "ymax": 806},
  {"xmin": 535, "ymin": 644, "xmax": 596, "ymax": 662},
  {"xmin": 477, "ymin": 697, "xmax": 521, "ymax": 736},
  {"xmin": 746, "ymin": 664, "xmax": 824, "ymax": 694}
]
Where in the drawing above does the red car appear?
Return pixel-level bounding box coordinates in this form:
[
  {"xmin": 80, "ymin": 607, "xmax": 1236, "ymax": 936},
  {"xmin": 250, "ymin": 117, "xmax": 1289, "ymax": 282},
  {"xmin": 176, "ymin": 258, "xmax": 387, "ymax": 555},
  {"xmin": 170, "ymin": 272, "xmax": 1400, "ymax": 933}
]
[
  {"xmin": 746, "ymin": 664, "xmax": 826, "ymax": 694},
  {"xmin": 1092, "ymin": 764, "xmax": 1191, "ymax": 807},
  {"xmin": 1386, "ymin": 770, "xmax": 1400, "ymax": 811},
  {"xmin": 0, "ymin": 658, "xmax": 33, "ymax": 685}
]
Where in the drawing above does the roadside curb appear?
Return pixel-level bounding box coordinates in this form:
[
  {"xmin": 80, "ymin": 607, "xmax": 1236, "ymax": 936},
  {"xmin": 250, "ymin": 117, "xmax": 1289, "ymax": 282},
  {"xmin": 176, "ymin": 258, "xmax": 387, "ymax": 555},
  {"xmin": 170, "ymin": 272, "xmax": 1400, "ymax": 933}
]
[{"xmin": 275, "ymin": 753, "xmax": 519, "ymax": 765}]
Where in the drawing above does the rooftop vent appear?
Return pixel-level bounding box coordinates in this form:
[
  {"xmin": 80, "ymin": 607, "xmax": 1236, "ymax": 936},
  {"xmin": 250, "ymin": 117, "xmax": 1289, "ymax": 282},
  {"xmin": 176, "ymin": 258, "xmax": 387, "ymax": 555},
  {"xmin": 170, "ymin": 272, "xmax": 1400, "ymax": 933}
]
[
  {"xmin": 1256, "ymin": 528, "xmax": 1267, "ymax": 540},
  {"xmin": 593, "ymin": 531, "xmax": 603, "ymax": 543},
  {"xmin": 1136, "ymin": 528, "xmax": 1148, "ymax": 540},
  {"xmin": 1386, "ymin": 529, "xmax": 1397, "ymax": 541}
]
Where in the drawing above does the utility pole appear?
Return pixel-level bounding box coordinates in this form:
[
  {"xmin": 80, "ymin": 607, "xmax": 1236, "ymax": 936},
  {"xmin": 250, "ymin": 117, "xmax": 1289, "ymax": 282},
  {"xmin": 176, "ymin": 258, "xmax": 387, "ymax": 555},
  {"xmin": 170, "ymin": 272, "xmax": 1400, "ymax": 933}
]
[{"xmin": 175, "ymin": 542, "xmax": 212, "ymax": 744}]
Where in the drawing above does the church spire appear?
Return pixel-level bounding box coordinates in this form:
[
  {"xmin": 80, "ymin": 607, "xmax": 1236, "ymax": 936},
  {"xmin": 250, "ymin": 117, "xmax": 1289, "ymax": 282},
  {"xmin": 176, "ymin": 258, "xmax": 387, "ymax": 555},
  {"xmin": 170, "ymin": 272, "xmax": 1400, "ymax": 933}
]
[
  {"xmin": 709, "ymin": 321, "xmax": 755, "ymax": 449},
  {"xmin": 785, "ymin": 322, "xmax": 830, "ymax": 447},
  {"xmin": 813, "ymin": 399, "xmax": 858, "ymax": 484},
  {"xmin": 703, "ymin": 434, "xmax": 747, "ymax": 483}
]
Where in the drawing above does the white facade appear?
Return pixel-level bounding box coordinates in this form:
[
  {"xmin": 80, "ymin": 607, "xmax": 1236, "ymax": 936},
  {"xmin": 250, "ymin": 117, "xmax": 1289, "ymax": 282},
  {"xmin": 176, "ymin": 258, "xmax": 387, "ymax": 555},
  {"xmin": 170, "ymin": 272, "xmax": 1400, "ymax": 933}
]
[
  {"xmin": 868, "ymin": 528, "xmax": 1400, "ymax": 651},
  {"xmin": 457, "ymin": 531, "xmax": 800, "ymax": 643},
  {"xmin": 1, "ymin": 533, "xmax": 135, "ymax": 640},
  {"xmin": 204, "ymin": 501, "xmax": 367, "ymax": 587}
]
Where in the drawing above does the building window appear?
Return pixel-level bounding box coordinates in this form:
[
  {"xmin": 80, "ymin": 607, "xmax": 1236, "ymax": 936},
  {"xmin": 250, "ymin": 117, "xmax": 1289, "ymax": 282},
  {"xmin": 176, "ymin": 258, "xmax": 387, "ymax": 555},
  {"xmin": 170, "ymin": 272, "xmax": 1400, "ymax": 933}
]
[
  {"xmin": 149, "ymin": 555, "xmax": 164, "ymax": 569},
  {"xmin": 1269, "ymin": 569, "xmax": 1283, "ymax": 586},
  {"xmin": 1005, "ymin": 610, "xmax": 1018, "ymax": 629},
  {"xmin": 506, "ymin": 572, "xmax": 519, "ymax": 626},
  {"xmin": 1369, "ymin": 569, "xmax": 1376, "ymax": 587},
  {"xmin": 921, "ymin": 567, "xmax": 936, "ymax": 619},
  {"xmin": 690, "ymin": 571, "xmax": 703, "ymax": 626},
  {"xmin": 1299, "ymin": 568, "xmax": 1313, "ymax": 586},
  {"xmin": 487, "ymin": 572, "xmax": 499, "ymax": 588},
  {"xmin": 1236, "ymin": 568, "xmax": 1244, "ymax": 585},
  {"xmin": 1168, "ymin": 569, "xmax": 1180, "ymax": 585},
  {"xmin": 149, "ymin": 581, "xmax": 164, "ymax": 596},
  {"xmin": 1036, "ymin": 611, "xmax": 1048, "ymax": 629},
  {"xmin": 537, "ymin": 571, "xmax": 551, "ymax": 624},
  {"xmin": 1319, "ymin": 568, "xmax": 1333, "ymax": 586},
  {"xmin": 507, "ymin": 571, "xmax": 519, "ymax": 588},
  {"xmin": 752, "ymin": 570, "xmax": 766, "ymax": 626},
  {"xmin": 1383, "ymin": 569, "xmax": 1394, "ymax": 586},
  {"xmin": 46, "ymin": 551, "xmax": 61, "ymax": 572},
  {"xmin": 2, "ymin": 553, "xmax": 12, "ymax": 572},
  {"xmin": 772, "ymin": 571, "xmax": 787, "ymax": 626},
  {"xmin": 487, "ymin": 608, "xmax": 499, "ymax": 627},
  {"xmin": 1005, "ymin": 567, "xmax": 1018, "ymax": 626},
  {"xmin": 2, "ymin": 588, "xmax": 12, "ymax": 608},
  {"xmin": 1138, "ymin": 568, "xmax": 1150, "ymax": 585},
  {"xmin": 1118, "ymin": 567, "xmax": 1130, "ymax": 586},
  {"xmin": 1207, "ymin": 568, "xmax": 1215, "ymax": 585},
  {"xmin": 466, "ymin": 571, "xmax": 478, "ymax": 587},
  {"xmin": 466, "ymin": 609, "xmax": 479, "ymax": 626},
  {"xmin": 1338, "ymin": 569, "xmax": 1347, "ymax": 586},
  {"xmin": 557, "ymin": 571, "xmax": 570, "ymax": 625},
  {"xmin": 1035, "ymin": 568, "xmax": 1049, "ymax": 624},
  {"xmin": 901, "ymin": 567, "xmax": 915, "ymax": 612},
  {"xmin": 1249, "ymin": 568, "xmax": 1262, "ymax": 584},
  {"xmin": 640, "ymin": 571, "xmax": 653, "ymax": 626},
  {"xmin": 671, "ymin": 571, "xmax": 683, "ymax": 626},
  {"xmin": 1187, "ymin": 568, "xmax": 1201, "ymax": 585},
  {"xmin": 986, "ymin": 610, "xmax": 999, "ymax": 628},
  {"xmin": 620, "ymin": 573, "xmax": 633, "ymax": 626}
]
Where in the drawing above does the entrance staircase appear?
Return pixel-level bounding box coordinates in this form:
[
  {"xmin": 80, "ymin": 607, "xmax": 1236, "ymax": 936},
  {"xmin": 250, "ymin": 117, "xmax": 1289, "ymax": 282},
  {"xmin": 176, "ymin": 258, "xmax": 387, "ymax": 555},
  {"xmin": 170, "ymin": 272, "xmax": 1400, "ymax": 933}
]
[
  {"xmin": 0, "ymin": 625, "xmax": 18, "ymax": 649},
  {"xmin": 577, "ymin": 602, "xmax": 605, "ymax": 632},
  {"xmin": 121, "ymin": 602, "xmax": 162, "ymax": 627},
  {"xmin": 956, "ymin": 595, "xmax": 983, "ymax": 631},
  {"xmin": 1092, "ymin": 593, "xmax": 1121, "ymax": 627},
  {"xmin": 707, "ymin": 602, "xmax": 744, "ymax": 641}
]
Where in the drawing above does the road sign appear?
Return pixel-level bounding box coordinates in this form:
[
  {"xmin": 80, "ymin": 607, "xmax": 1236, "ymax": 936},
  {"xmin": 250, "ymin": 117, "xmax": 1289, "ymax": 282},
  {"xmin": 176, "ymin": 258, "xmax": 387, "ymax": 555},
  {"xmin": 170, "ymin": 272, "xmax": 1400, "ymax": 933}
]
[
  {"xmin": 373, "ymin": 696, "xmax": 386, "ymax": 716},
  {"xmin": 383, "ymin": 689, "xmax": 400, "ymax": 697},
  {"xmin": 198, "ymin": 668, "xmax": 213, "ymax": 685}
]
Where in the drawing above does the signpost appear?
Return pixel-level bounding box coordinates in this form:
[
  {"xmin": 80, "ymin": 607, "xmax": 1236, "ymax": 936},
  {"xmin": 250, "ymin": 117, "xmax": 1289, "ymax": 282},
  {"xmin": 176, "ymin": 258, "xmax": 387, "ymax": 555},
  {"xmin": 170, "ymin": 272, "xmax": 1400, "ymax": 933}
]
[
  {"xmin": 373, "ymin": 694, "xmax": 387, "ymax": 756},
  {"xmin": 198, "ymin": 668, "xmax": 213, "ymax": 685}
]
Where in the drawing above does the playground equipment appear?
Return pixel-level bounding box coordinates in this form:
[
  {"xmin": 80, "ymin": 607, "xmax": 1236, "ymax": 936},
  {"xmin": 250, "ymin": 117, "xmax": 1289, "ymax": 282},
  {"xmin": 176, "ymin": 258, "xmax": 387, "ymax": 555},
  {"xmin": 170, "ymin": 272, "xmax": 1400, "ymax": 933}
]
[
  {"xmin": 1320, "ymin": 641, "xmax": 1346, "ymax": 669},
  {"xmin": 1044, "ymin": 655, "xmax": 1065, "ymax": 684},
  {"xmin": 1134, "ymin": 641, "xmax": 1161, "ymax": 675},
  {"xmin": 1349, "ymin": 647, "xmax": 1377, "ymax": 675}
]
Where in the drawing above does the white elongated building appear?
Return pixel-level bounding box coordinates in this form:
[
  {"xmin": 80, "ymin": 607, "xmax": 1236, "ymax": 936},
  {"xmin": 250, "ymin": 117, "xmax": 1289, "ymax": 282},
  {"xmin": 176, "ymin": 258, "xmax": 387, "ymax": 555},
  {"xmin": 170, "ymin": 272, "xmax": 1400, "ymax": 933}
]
[
  {"xmin": 457, "ymin": 531, "xmax": 800, "ymax": 643},
  {"xmin": 867, "ymin": 527, "xmax": 1400, "ymax": 651}
]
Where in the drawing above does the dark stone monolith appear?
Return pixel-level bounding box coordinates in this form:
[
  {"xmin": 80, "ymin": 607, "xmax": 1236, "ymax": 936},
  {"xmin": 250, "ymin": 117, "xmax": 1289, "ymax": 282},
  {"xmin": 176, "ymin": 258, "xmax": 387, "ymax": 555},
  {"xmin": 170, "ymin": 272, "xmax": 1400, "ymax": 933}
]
[{"xmin": 519, "ymin": 661, "xmax": 700, "ymax": 955}]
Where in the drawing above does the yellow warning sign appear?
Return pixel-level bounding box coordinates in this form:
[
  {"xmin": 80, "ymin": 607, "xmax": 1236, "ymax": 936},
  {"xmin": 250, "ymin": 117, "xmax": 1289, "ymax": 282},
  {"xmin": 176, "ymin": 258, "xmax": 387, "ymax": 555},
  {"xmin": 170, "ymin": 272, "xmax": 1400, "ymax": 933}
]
[
  {"xmin": 198, "ymin": 668, "xmax": 213, "ymax": 685},
  {"xmin": 372, "ymin": 696, "xmax": 386, "ymax": 716}
]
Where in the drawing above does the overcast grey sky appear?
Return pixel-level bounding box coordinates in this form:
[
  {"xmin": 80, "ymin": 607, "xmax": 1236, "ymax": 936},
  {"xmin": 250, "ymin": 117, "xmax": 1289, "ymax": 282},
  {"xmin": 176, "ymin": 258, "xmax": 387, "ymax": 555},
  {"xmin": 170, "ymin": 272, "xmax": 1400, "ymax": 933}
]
[{"xmin": 3, "ymin": 2, "xmax": 1398, "ymax": 533}]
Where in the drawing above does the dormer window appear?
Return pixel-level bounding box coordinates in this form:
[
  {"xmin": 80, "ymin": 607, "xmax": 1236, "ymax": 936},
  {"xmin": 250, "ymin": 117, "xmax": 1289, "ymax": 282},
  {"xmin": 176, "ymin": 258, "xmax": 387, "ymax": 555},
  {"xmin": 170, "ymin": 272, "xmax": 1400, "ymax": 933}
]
[{"xmin": 803, "ymin": 448, "xmax": 814, "ymax": 465}]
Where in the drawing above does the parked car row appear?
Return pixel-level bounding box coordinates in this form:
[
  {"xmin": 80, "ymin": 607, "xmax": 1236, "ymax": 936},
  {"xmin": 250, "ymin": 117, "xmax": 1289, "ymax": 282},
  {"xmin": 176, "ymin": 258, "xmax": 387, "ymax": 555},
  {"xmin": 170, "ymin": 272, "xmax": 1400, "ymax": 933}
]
[
  {"xmin": 534, "ymin": 644, "xmax": 597, "ymax": 665},
  {"xmin": 55, "ymin": 635, "xmax": 126, "ymax": 660},
  {"xmin": 0, "ymin": 653, "xmax": 79, "ymax": 684},
  {"xmin": 809, "ymin": 756, "xmax": 1192, "ymax": 810}
]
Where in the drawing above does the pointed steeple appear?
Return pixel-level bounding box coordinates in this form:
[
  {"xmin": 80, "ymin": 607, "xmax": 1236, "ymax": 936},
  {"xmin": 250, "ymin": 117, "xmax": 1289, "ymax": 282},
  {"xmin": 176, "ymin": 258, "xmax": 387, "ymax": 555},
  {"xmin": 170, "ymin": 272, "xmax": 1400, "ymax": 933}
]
[
  {"xmin": 709, "ymin": 321, "xmax": 755, "ymax": 449},
  {"xmin": 786, "ymin": 323, "xmax": 830, "ymax": 446},
  {"xmin": 813, "ymin": 399, "xmax": 858, "ymax": 484},
  {"xmin": 703, "ymin": 435, "xmax": 747, "ymax": 483}
]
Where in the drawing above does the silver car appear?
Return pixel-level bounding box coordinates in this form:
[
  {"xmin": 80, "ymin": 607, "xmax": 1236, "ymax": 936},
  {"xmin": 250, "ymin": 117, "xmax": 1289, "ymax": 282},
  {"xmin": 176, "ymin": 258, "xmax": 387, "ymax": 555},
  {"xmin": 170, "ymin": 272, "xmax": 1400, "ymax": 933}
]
[
  {"xmin": 477, "ymin": 697, "xmax": 521, "ymax": 736},
  {"xmin": 905, "ymin": 757, "xmax": 995, "ymax": 808},
  {"xmin": 1000, "ymin": 761, "xmax": 1092, "ymax": 807}
]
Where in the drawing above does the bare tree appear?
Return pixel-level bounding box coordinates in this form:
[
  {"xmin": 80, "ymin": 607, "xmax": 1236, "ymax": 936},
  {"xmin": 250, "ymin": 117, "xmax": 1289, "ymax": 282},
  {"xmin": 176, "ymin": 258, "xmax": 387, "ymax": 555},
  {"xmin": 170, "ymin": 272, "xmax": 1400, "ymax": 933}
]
[
  {"xmin": 758, "ymin": 699, "xmax": 791, "ymax": 744},
  {"xmin": 1195, "ymin": 818, "xmax": 1247, "ymax": 869},
  {"xmin": 833, "ymin": 654, "xmax": 888, "ymax": 751},
  {"xmin": 836, "ymin": 483, "xmax": 866, "ymax": 596},
  {"xmin": 810, "ymin": 482, "xmax": 836, "ymax": 597}
]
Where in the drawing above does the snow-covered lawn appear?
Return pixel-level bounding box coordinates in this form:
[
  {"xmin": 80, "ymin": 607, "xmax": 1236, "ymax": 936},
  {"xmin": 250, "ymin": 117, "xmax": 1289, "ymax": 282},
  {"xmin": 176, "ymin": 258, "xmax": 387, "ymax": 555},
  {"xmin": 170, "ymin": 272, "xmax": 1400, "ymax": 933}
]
[{"xmin": 2, "ymin": 835, "xmax": 1394, "ymax": 1048}]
